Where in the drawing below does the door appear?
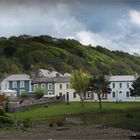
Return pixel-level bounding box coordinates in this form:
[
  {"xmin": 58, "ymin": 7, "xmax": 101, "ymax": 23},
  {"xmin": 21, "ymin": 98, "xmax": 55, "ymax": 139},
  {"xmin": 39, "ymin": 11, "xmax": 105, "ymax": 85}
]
[{"xmin": 66, "ymin": 92, "xmax": 69, "ymax": 101}]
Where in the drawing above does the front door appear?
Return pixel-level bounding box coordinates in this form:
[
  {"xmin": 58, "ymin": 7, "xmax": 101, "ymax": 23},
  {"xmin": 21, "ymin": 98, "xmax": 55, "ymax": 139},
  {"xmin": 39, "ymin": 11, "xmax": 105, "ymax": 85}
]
[{"xmin": 66, "ymin": 92, "xmax": 69, "ymax": 101}]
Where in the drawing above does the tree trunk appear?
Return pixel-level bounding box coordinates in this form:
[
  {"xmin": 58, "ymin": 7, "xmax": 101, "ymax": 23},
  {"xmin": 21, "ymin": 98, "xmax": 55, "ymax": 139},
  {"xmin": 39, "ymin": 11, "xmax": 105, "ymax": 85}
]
[
  {"xmin": 98, "ymin": 93, "xmax": 102, "ymax": 109},
  {"xmin": 80, "ymin": 96, "xmax": 84, "ymax": 108}
]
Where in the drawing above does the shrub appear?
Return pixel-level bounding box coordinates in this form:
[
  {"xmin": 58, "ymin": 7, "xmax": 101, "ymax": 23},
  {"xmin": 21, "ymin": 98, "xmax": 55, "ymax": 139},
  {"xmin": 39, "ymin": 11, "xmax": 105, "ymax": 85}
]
[
  {"xmin": 20, "ymin": 92, "xmax": 28, "ymax": 98},
  {"xmin": 22, "ymin": 117, "xmax": 32, "ymax": 128},
  {"xmin": 35, "ymin": 88, "xmax": 45, "ymax": 99},
  {"xmin": 0, "ymin": 107, "xmax": 5, "ymax": 116}
]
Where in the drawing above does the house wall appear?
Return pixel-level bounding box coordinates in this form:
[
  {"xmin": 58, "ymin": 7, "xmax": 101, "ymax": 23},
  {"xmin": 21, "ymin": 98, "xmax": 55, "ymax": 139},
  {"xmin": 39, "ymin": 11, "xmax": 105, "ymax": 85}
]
[
  {"xmin": 31, "ymin": 83, "xmax": 55, "ymax": 97},
  {"xmin": 8, "ymin": 80, "xmax": 30, "ymax": 95},
  {"xmin": 108, "ymin": 81, "xmax": 135, "ymax": 102},
  {"xmin": 54, "ymin": 82, "xmax": 80, "ymax": 101},
  {"xmin": 0, "ymin": 79, "xmax": 8, "ymax": 94}
]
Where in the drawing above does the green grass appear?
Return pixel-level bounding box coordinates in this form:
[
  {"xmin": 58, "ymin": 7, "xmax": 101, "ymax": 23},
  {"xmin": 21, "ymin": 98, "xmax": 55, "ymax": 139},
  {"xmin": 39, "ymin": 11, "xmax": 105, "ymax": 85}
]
[
  {"xmin": 10, "ymin": 102, "xmax": 140, "ymax": 131},
  {"xmin": 11, "ymin": 102, "xmax": 140, "ymax": 122}
]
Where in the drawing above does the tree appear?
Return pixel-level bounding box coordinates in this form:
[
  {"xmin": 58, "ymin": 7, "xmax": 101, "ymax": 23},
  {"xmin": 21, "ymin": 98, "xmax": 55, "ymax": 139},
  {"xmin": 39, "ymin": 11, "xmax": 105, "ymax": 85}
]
[
  {"xmin": 88, "ymin": 75, "xmax": 111, "ymax": 109},
  {"xmin": 70, "ymin": 69, "xmax": 90, "ymax": 106},
  {"xmin": 130, "ymin": 76, "xmax": 140, "ymax": 97}
]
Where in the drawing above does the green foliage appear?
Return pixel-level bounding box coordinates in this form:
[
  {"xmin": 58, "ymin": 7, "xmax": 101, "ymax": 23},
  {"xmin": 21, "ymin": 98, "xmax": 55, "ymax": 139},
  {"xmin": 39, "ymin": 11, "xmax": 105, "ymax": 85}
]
[
  {"xmin": 130, "ymin": 76, "xmax": 140, "ymax": 97},
  {"xmin": 0, "ymin": 35, "xmax": 139, "ymax": 75},
  {"xmin": 22, "ymin": 117, "xmax": 32, "ymax": 128},
  {"xmin": 20, "ymin": 92, "xmax": 28, "ymax": 98},
  {"xmin": 0, "ymin": 108, "xmax": 13, "ymax": 125},
  {"xmin": 70, "ymin": 69, "xmax": 90, "ymax": 103},
  {"xmin": 35, "ymin": 88, "xmax": 45, "ymax": 99},
  {"xmin": 0, "ymin": 107, "xmax": 5, "ymax": 116},
  {"xmin": 88, "ymin": 75, "xmax": 111, "ymax": 109}
]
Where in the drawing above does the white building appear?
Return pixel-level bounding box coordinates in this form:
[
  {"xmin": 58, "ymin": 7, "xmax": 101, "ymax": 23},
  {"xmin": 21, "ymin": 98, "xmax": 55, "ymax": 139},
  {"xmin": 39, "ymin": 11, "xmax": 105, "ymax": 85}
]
[{"xmin": 108, "ymin": 75, "xmax": 137, "ymax": 102}]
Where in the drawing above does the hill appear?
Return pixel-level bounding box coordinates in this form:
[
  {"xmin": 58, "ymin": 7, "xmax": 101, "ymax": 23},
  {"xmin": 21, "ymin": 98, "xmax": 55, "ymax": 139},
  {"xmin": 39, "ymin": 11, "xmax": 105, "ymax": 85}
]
[{"xmin": 0, "ymin": 35, "xmax": 140, "ymax": 75}]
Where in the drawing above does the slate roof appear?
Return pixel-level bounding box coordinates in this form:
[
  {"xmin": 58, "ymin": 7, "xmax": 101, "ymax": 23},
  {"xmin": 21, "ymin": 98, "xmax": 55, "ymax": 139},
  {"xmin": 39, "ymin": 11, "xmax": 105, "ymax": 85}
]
[
  {"xmin": 109, "ymin": 75, "xmax": 136, "ymax": 82},
  {"xmin": 6, "ymin": 74, "xmax": 31, "ymax": 81},
  {"xmin": 32, "ymin": 76, "xmax": 69, "ymax": 83}
]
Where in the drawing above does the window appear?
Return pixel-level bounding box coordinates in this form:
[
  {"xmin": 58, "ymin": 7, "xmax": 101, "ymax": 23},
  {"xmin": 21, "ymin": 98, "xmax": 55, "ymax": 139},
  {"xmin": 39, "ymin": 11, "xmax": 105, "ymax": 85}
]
[
  {"xmin": 112, "ymin": 92, "xmax": 115, "ymax": 98},
  {"xmin": 60, "ymin": 84, "xmax": 62, "ymax": 89},
  {"xmin": 41, "ymin": 83, "xmax": 45, "ymax": 89},
  {"xmin": 34, "ymin": 84, "xmax": 38, "ymax": 90},
  {"xmin": 48, "ymin": 92, "xmax": 52, "ymax": 95},
  {"xmin": 20, "ymin": 90, "xmax": 25, "ymax": 95},
  {"xmin": 59, "ymin": 92, "xmax": 62, "ymax": 96},
  {"xmin": 112, "ymin": 83, "xmax": 115, "ymax": 88},
  {"xmin": 119, "ymin": 83, "xmax": 122, "ymax": 88},
  {"xmin": 87, "ymin": 92, "xmax": 90, "ymax": 98},
  {"xmin": 126, "ymin": 91, "xmax": 129, "ymax": 97},
  {"xmin": 12, "ymin": 81, "xmax": 17, "ymax": 88},
  {"xmin": 48, "ymin": 91, "xmax": 54, "ymax": 95},
  {"xmin": 48, "ymin": 83, "xmax": 52, "ymax": 90},
  {"xmin": 20, "ymin": 81, "xmax": 24, "ymax": 88},
  {"xmin": 73, "ymin": 92, "xmax": 76, "ymax": 98},
  {"xmin": 66, "ymin": 84, "xmax": 69, "ymax": 89},
  {"xmin": 126, "ymin": 83, "xmax": 129, "ymax": 88}
]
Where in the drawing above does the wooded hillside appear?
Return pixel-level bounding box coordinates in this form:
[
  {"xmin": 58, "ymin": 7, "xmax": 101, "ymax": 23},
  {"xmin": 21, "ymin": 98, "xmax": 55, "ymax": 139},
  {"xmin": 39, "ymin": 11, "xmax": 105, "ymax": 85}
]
[{"xmin": 0, "ymin": 35, "xmax": 139, "ymax": 75}]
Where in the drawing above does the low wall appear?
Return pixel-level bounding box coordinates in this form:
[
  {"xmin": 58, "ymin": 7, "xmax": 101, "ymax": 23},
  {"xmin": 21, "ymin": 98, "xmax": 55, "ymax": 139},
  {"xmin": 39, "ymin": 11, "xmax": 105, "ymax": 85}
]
[{"xmin": 7, "ymin": 96, "xmax": 65, "ymax": 112}]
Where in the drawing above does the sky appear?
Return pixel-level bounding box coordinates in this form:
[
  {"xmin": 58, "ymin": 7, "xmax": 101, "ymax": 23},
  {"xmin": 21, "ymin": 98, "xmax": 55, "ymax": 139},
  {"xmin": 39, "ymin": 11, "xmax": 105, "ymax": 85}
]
[{"xmin": 0, "ymin": 0, "xmax": 140, "ymax": 54}]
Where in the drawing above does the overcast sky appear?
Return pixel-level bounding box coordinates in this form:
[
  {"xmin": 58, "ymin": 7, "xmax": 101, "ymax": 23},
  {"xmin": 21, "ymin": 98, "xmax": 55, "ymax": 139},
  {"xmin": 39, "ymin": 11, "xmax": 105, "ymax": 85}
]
[{"xmin": 0, "ymin": 0, "xmax": 140, "ymax": 54}]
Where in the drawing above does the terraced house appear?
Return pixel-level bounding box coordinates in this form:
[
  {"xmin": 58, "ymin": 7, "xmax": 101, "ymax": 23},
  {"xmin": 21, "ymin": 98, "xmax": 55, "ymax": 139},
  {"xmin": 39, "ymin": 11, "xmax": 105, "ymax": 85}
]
[
  {"xmin": 0, "ymin": 74, "xmax": 31, "ymax": 96},
  {"xmin": 31, "ymin": 69, "xmax": 80, "ymax": 101}
]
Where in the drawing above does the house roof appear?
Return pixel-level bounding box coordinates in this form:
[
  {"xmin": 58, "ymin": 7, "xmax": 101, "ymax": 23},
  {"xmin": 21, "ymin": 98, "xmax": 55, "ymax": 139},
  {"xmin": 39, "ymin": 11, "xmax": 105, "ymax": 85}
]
[
  {"xmin": 2, "ymin": 89, "xmax": 16, "ymax": 93},
  {"xmin": 6, "ymin": 74, "xmax": 31, "ymax": 81},
  {"xmin": 39, "ymin": 69, "xmax": 63, "ymax": 77},
  {"xmin": 109, "ymin": 75, "xmax": 136, "ymax": 82},
  {"xmin": 32, "ymin": 76, "xmax": 69, "ymax": 84}
]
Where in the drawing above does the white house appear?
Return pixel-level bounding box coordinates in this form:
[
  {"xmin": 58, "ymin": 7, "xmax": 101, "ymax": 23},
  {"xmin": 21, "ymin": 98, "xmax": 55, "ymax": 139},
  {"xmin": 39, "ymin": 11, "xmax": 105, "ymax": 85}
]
[
  {"xmin": 107, "ymin": 75, "xmax": 137, "ymax": 102},
  {"xmin": 53, "ymin": 77, "xmax": 80, "ymax": 102}
]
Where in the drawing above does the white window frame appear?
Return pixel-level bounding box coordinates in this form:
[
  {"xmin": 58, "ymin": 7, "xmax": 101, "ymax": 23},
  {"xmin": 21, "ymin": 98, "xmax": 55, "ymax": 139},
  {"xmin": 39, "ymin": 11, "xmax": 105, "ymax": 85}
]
[
  {"xmin": 126, "ymin": 83, "xmax": 129, "ymax": 88},
  {"xmin": 41, "ymin": 83, "xmax": 45, "ymax": 89},
  {"xmin": 112, "ymin": 83, "xmax": 115, "ymax": 88},
  {"xmin": 119, "ymin": 83, "xmax": 122, "ymax": 88},
  {"xmin": 66, "ymin": 83, "xmax": 69, "ymax": 89},
  {"xmin": 20, "ymin": 89, "xmax": 25, "ymax": 95},
  {"xmin": 59, "ymin": 84, "xmax": 62, "ymax": 89},
  {"xmin": 73, "ymin": 92, "xmax": 76, "ymax": 98},
  {"xmin": 126, "ymin": 91, "xmax": 129, "ymax": 97},
  {"xmin": 20, "ymin": 81, "xmax": 25, "ymax": 88},
  {"xmin": 112, "ymin": 92, "xmax": 115, "ymax": 98},
  {"xmin": 48, "ymin": 83, "xmax": 52, "ymax": 90},
  {"xmin": 12, "ymin": 81, "xmax": 17, "ymax": 88},
  {"xmin": 48, "ymin": 91, "xmax": 54, "ymax": 95},
  {"xmin": 34, "ymin": 84, "xmax": 38, "ymax": 91}
]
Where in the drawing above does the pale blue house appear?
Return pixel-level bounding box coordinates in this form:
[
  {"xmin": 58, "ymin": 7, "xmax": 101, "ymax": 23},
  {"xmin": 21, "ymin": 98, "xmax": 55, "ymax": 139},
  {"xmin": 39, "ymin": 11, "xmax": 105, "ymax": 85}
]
[{"xmin": 6, "ymin": 74, "xmax": 31, "ymax": 95}]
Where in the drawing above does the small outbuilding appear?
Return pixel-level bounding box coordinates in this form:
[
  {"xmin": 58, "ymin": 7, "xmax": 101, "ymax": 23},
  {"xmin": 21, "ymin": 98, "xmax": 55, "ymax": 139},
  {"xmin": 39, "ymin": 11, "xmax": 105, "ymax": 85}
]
[{"xmin": 2, "ymin": 89, "xmax": 17, "ymax": 98}]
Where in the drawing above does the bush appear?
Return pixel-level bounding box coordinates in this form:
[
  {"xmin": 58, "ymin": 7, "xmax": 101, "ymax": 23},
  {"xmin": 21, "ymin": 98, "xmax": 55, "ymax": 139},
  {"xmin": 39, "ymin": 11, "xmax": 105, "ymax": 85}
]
[
  {"xmin": 35, "ymin": 88, "xmax": 45, "ymax": 99},
  {"xmin": 20, "ymin": 92, "xmax": 28, "ymax": 98},
  {"xmin": 0, "ymin": 108, "xmax": 5, "ymax": 116},
  {"xmin": 22, "ymin": 117, "xmax": 32, "ymax": 128}
]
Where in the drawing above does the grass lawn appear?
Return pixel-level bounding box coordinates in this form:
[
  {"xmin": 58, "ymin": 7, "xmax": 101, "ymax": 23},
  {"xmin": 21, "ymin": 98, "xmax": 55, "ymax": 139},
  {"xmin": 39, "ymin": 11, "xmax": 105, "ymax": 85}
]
[{"xmin": 11, "ymin": 102, "xmax": 140, "ymax": 128}]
